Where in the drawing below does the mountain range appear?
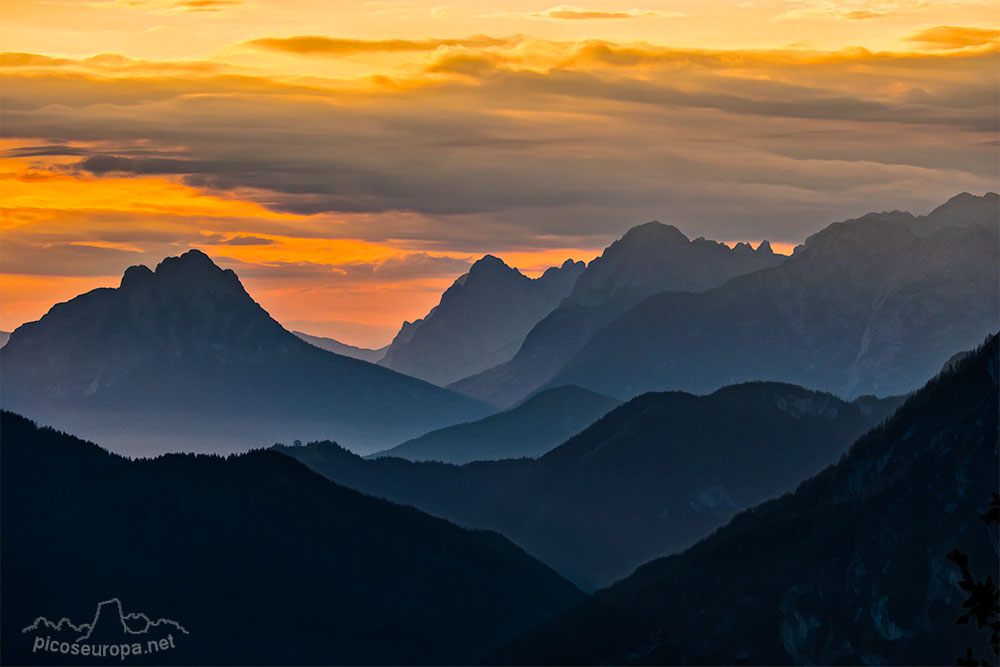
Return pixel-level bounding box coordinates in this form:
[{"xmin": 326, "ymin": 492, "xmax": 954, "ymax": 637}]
[
  {"xmin": 373, "ymin": 385, "xmax": 621, "ymax": 463},
  {"xmin": 0, "ymin": 250, "xmax": 489, "ymax": 456},
  {"xmin": 280, "ymin": 382, "xmax": 903, "ymax": 589},
  {"xmin": 544, "ymin": 193, "xmax": 999, "ymax": 401},
  {"xmin": 0, "ymin": 410, "xmax": 583, "ymax": 665},
  {"xmin": 292, "ymin": 331, "xmax": 387, "ymax": 363},
  {"xmin": 450, "ymin": 223, "xmax": 785, "ymax": 406},
  {"xmin": 492, "ymin": 334, "xmax": 999, "ymax": 665},
  {"xmin": 378, "ymin": 256, "xmax": 585, "ymax": 386}
]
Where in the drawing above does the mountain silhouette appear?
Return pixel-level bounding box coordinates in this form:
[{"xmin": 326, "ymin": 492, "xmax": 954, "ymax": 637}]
[
  {"xmin": 292, "ymin": 331, "xmax": 387, "ymax": 363},
  {"xmin": 490, "ymin": 334, "xmax": 999, "ymax": 665},
  {"xmin": 372, "ymin": 385, "xmax": 622, "ymax": 463},
  {"xmin": 280, "ymin": 382, "xmax": 903, "ymax": 589},
  {"xmin": 449, "ymin": 223, "xmax": 784, "ymax": 406},
  {"xmin": 0, "ymin": 249, "xmax": 489, "ymax": 455},
  {"xmin": 378, "ymin": 255, "xmax": 585, "ymax": 386},
  {"xmin": 0, "ymin": 411, "xmax": 583, "ymax": 665},
  {"xmin": 0, "ymin": 331, "xmax": 9, "ymax": 348},
  {"xmin": 544, "ymin": 192, "xmax": 999, "ymax": 401}
]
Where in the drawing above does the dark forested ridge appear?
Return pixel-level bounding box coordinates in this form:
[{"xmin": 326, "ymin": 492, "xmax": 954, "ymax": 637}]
[
  {"xmin": 0, "ymin": 412, "xmax": 583, "ymax": 666},
  {"xmin": 280, "ymin": 381, "xmax": 903, "ymax": 589},
  {"xmin": 374, "ymin": 385, "xmax": 622, "ymax": 463},
  {"xmin": 0, "ymin": 249, "xmax": 489, "ymax": 455},
  {"xmin": 491, "ymin": 334, "xmax": 1000, "ymax": 665}
]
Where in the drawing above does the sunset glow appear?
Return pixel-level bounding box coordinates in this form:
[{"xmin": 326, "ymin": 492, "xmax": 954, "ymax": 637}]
[{"xmin": 2, "ymin": 0, "xmax": 997, "ymax": 346}]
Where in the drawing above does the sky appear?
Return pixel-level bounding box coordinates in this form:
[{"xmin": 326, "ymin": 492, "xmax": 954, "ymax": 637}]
[{"xmin": 2, "ymin": 0, "xmax": 997, "ymax": 347}]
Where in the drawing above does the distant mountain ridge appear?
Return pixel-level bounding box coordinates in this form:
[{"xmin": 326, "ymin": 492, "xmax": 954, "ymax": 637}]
[
  {"xmin": 0, "ymin": 410, "xmax": 583, "ymax": 665},
  {"xmin": 0, "ymin": 250, "xmax": 489, "ymax": 456},
  {"xmin": 450, "ymin": 223, "xmax": 785, "ymax": 406},
  {"xmin": 374, "ymin": 385, "xmax": 622, "ymax": 464},
  {"xmin": 546, "ymin": 192, "xmax": 999, "ymax": 400},
  {"xmin": 292, "ymin": 331, "xmax": 387, "ymax": 363},
  {"xmin": 492, "ymin": 334, "xmax": 1000, "ymax": 665},
  {"xmin": 280, "ymin": 381, "xmax": 903, "ymax": 589},
  {"xmin": 378, "ymin": 255, "xmax": 585, "ymax": 386}
]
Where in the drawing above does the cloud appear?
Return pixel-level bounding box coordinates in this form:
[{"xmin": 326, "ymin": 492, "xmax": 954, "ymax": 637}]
[
  {"xmin": 172, "ymin": 0, "xmax": 241, "ymax": 10},
  {"xmin": 218, "ymin": 235, "xmax": 276, "ymax": 246},
  {"xmin": 2, "ymin": 41, "xmax": 997, "ymax": 252},
  {"xmin": 529, "ymin": 5, "xmax": 670, "ymax": 20},
  {"xmin": 843, "ymin": 10, "xmax": 891, "ymax": 19},
  {"xmin": 211, "ymin": 253, "xmax": 472, "ymax": 283},
  {"xmin": 244, "ymin": 35, "xmax": 512, "ymax": 56},
  {"xmin": 772, "ymin": 0, "xmax": 990, "ymax": 22},
  {"xmin": 904, "ymin": 26, "xmax": 1000, "ymax": 49},
  {"xmin": 0, "ymin": 239, "xmax": 145, "ymax": 277}
]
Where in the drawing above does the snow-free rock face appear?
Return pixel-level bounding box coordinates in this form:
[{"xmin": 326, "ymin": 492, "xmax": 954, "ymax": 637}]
[
  {"xmin": 450, "ymin": 223, "xmax": 786, "ymax": 407},
  {"xmin": 565, "ymin": 221, "xmax": 781, "ymax": 308},
  {"xmin": 378, "ymin": 255, "xmax": 585, "ymax": 386},
  {"xmin": 0, "ymin": 249, "xmax": 489, "ymax": 455},
  {"xmin": 547, "ymin": 194, "xmax": 999, "ymax": 400}
]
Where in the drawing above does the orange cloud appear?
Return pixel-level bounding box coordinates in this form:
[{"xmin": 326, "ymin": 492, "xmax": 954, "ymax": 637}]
[
  {"xmin": 530, "ymin": 6, "xmax": 668, "ymax": 20},
  {"xmin": 904, "ymin": 26, "xmax": 1000, "ymax": 49},
  {"xmin": 3, "ymin": 34, "xmax": 997, "ymax": 345},
  {"xmin": 244, "ymin": 35, "xmax": 513, "ymax": 56}
]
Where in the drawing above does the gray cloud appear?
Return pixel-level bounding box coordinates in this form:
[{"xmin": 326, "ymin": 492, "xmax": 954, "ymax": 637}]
[
  {"xmin": 2, "ymin": 43, "xmax": 996, "ymax": 248},
  {"xmin": 0, "ymin": 239, "xmax": 145, "ymax": 277},
  {"xmin": 217, "ymin": 235, "xmax": 276, "ymax": 246},
  {"xmin": 213, "ymin": 253, "xmax": 472, "ymax": 283}
]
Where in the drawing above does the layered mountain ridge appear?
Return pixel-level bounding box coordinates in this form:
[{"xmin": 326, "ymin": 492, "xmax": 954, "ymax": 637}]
[
  {"xmin": 292, "ymin": 331, "xmax": 387, "ymax": 363},
  {"xmin": 378, "ymin": 255, "xmax": 585, "ymax": 386},
  {"xmin": 547, "ymin": 193, "xmax": 999, "ymax": 400},
  {"xmin": 280, "ymin": 380, "xmax": 903, "ymax": 589},
  {"xmin": 373, "ymin": 385, "xmax": 622, "ymax": 464},
  {"xmin": 492, "ymin": 333, "xmax": 1000, "ymax": 665},
  {"xmin": 0, "ymin": 249, "xmax": 489, "ymax": 455},
  {"xmin": 450, "ymin": 223, "xmax": 786, "ymax": 406}
]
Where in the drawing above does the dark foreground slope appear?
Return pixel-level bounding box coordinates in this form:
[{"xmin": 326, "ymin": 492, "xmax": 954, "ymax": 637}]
[
  {"xmin": 0, "ymin": 413, "xmax": 583, "ymax": 666},
  {"xmin": 281, "ymin": 383, "xmax": 902, "ymax": 589},
  {"xmin": 0, "ymin": 250, "xmax": 488, "ymax": 455},
  {"xmin": 375, "ymin": 385, "xmax": 621, "ymax": 463},
  {"xmin": 493, "ymin": 335, "xmax": 999, "ymax": 665}
]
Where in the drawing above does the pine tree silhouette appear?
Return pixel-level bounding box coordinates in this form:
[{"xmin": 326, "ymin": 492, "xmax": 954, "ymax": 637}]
[{"xmin": 948, "ymin": 492, "xmax": 1000, "ymax": 666}]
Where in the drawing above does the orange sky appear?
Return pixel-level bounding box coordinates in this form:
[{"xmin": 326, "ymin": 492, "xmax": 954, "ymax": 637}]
[{"xmin": 1, "ymin": 0, "xmax": 997, "ymax": 346}]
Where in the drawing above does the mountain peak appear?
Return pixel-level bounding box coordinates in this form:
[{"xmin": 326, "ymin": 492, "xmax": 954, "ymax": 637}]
[
  {"xmin": 922, "ymin": 191, "xmax": 998, "ymax": 233},
  {"xmin": 145, "ymin": 248, "xmax": 243, "ymax": 296},
  {"xmin": 155, "ymin": 248, "xmax": 222, "ymax": 275},
  {"xmin": 464, "ymin": 254, "xmax": 521, "ymax": 281},
  {"xmin": 119, "ymin": 264, "xmax": 153, "ymax": 289},
  {"xmin": 620, "ymin": 220, "xmax": 690, "ymax": 246},
  {"xmin": 470, "ymin": 253, "xmax": 510, "ymax": 270}
]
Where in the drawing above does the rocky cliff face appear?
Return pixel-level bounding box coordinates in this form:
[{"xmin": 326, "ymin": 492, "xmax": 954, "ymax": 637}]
[
  {"xmin": 450, "ymin": 223, "xmax": 785, "ymax": 406},
  {"xmin": 379, "ymin": 255, "xmax": 585, "ymax": 386}
]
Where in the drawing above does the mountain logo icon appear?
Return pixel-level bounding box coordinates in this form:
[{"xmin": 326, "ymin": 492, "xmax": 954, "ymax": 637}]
[{"xmin": 23, "ymin": 598, "xmax": 188, "ymax": 660}]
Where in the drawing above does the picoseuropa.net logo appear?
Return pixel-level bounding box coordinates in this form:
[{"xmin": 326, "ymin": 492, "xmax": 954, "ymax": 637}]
[{"xmin": 22, "ymin": 598, "xmax": 188, "ymax": 661}]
